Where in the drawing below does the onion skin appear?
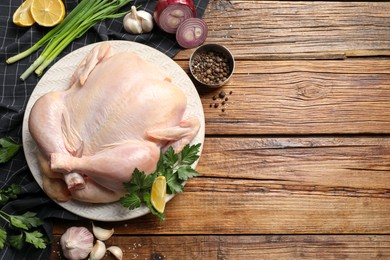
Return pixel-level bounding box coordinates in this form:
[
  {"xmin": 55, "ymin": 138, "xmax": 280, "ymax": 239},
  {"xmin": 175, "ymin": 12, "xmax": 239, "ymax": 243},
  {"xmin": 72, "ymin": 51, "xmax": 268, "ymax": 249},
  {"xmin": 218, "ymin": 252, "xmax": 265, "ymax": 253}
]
[
  {"xmin": 154, "ymin": 0, "xmax": 196, "ymax": 34},
  {"xmin": 176, "ymin": 18, "xmax": 208, "ymax": 49}
]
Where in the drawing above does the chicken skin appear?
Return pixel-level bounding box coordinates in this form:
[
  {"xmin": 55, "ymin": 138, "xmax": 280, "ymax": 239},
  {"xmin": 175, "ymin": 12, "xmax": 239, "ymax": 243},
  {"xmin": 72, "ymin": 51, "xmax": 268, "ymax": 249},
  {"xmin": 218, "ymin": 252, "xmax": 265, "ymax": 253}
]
[{"xmin": 28, "ymin": 42, "xmax": 200, "ymax": 203}]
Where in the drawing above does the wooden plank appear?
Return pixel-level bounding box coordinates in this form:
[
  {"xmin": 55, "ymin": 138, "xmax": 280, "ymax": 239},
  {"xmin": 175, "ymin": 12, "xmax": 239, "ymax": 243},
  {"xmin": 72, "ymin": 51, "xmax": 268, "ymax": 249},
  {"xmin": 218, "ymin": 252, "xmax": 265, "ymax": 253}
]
[
  {"xmin": 180, "ymin": 59, "xmax": 390, "ymax": 135},
  {"xmin": 175, "ymin": 1, "xmax": 390, "ymax": 60},
  {"xmin": 52, "ymin": 137, "xmax": 390, "ymax": 235},
  {"xmin": 51, "ymin": 235, "xmax": 390, "ymax": 259},
  {"xmin": 52, "ymin": 188, "xmax": 390, "ymax": 234},
  {"xmin": 196, "ymin": 137, "xmax": 390, "ymax": 190}
]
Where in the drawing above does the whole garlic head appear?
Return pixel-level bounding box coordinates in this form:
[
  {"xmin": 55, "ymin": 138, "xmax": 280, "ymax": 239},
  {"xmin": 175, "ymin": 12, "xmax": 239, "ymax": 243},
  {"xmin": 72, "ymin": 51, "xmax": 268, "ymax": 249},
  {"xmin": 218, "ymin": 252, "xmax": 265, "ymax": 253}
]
[
  {"xmin": 60, "ymin": 226, "xmax": 94, "ymax": 260},
  {"xmin": 123, "ymin": 6, "xmax": 154, "ymax": 34}
]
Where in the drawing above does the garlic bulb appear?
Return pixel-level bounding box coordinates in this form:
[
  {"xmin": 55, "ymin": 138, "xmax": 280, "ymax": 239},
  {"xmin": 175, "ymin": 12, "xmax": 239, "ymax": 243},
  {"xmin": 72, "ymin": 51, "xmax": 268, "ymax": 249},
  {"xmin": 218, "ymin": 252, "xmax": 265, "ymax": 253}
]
[
  {"xmin": 89, "ymin": 240, "xmax": 106, "ymax": 260},
  {"xmin": 60, "ymin": 227, "xmax": 94, "ymax": 260},
  {"xmin": 123, "ymin": 6, "xmax": 154, "ymax": 34},
  {"xmin": 107, "ymin": 246, "xmax": 123, "ymax": 260},
  {"xmin": 92, "ymin": 222, "xmax": 114, "ymax": 241}
]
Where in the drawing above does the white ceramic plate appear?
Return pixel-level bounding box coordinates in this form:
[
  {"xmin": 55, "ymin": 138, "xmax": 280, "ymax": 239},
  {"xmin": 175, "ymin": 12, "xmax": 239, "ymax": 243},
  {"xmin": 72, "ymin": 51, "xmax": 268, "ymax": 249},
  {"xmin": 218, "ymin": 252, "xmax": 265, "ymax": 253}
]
[{"xmin": 22, "ymin": 40, "xmax": 205, "ymax": 221}]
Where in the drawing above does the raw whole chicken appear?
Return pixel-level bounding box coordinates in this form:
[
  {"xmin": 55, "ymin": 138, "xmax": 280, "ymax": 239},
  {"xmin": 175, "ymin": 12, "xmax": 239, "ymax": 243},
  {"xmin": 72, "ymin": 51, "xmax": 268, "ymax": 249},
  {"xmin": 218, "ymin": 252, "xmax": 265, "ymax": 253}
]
[{"xmin": 28, "ymin": 42, "xmax": 200, "ymax": 203}]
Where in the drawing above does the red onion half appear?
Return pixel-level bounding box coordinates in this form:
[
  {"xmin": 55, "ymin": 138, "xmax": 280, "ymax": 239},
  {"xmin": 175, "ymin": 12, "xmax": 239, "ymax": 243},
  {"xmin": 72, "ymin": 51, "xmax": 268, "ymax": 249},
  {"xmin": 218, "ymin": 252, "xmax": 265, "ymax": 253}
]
[
  {"xmin": 154, "ymin": 0, "xmax": 196, "ymax": 34},
  {"xmin": 176, "ymin": 18, "xmax": 208, "ymax": 49}
]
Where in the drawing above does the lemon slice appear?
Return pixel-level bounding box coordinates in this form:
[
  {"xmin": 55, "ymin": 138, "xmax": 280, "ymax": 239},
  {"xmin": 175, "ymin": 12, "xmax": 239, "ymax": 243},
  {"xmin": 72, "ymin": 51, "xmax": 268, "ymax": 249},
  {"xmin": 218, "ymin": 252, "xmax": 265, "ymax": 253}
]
[
  {"xmin": 13, "ymin": 0, "xmax": 35, "ymax": 27},
  {"xmin": 151, "ymin": 176, "xmax": 167, "ymax": 214},
  {"xmin": 31, "ymin": 0, "xmax": 65, "ymax": 27}
]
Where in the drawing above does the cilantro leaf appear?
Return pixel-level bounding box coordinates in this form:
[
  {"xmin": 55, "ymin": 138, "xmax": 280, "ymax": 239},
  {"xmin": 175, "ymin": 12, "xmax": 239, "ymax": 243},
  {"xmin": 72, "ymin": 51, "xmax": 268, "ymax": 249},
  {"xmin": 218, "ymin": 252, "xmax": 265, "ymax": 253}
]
[
  {"xmin": 120, "ymin": 193, "xmax": 141, "ymax": 210},
  {"xmin": 177, "ymin": 165, "xmax": 199, "ymax": 181},
  {"xmin": 0, "ymin": 228, "xmax": 7, "ymax": 249},
  {"xmin": 0, "ymin": 137, "xmax": 22, "ymax": 164},
  {"xmin": 25, "ymin": 230, "xmax": 47, "ymax": 249},
  {"xmin": 9, "ymin": 233, "xmax": 24, "ymax": 250},
  {"xmin": 180, "ymin": 143, "xmax": 201, "ymax": 165}
]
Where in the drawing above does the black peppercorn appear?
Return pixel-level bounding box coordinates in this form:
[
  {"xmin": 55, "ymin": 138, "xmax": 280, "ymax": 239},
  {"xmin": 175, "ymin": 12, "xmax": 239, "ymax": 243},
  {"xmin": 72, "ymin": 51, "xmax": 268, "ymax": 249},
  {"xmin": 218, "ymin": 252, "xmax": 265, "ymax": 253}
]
[{"xmin": 191, "ymin": 50, "xmax": 231, "ymax": 86}]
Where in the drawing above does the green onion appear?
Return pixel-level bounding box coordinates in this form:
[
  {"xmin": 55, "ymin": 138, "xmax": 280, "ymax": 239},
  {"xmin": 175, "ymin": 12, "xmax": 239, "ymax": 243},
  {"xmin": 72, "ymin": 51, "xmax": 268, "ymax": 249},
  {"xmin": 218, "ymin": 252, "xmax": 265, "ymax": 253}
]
[{"xmin": 6, "ymin": 0, "xmax": 133, "ymax": 81}]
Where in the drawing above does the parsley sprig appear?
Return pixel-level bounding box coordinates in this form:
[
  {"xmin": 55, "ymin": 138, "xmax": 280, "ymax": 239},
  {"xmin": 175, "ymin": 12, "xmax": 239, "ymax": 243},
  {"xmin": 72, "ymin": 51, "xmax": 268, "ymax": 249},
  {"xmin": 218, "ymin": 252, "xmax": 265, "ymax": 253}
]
[
  {"xmin": 0, "ymin": 184, "xmax": 48, "ymax": 250},
  {"xmin": 0, "ymin": 137, "xmax": 22, "ymax": 164},
  {"xmin": 120, "ymin": 143, "xmax": 201, "ymax": 220},
  {"xmin": 0, "ymin": 137, "xmax": 46, "ymax": 250}
]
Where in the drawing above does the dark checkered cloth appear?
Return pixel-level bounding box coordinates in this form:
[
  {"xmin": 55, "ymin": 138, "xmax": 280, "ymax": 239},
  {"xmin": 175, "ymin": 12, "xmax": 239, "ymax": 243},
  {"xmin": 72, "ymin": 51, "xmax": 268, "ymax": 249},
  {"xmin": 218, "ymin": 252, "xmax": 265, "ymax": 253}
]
[{"xmin": 0, "ymin": 0, "xmax": 209, "ymax": 258}]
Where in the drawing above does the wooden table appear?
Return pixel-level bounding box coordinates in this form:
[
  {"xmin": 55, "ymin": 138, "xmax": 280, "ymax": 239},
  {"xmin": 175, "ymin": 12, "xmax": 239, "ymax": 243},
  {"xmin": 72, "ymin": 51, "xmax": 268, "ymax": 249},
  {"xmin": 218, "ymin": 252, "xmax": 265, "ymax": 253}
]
[{"xmin": 51, "ymin": 1, "xmax": 390, "ymax": 259}]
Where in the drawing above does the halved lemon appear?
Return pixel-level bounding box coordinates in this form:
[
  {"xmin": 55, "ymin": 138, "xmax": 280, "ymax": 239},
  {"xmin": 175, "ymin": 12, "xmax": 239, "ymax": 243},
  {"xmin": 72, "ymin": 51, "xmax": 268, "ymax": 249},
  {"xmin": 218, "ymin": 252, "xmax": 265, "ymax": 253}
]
[
  {"xmin": 30, "ymin": 0, "xmax": 65, "ymax": 27},
  {"xmin": 151, "ymin": 176, "xmax": 167, "ymax": 214},
  {"xmin": 13, "ymin": 0, "xmax": 35, "ymax": 27}
]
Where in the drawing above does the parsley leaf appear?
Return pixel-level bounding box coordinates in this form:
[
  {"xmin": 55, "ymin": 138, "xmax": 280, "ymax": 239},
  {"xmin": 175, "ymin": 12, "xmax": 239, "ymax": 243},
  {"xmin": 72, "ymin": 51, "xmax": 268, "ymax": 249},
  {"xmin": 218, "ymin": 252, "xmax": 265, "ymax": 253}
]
[
  {"xmin": 177, "ymin": 165, "xmax": 199, "ymax": 181},
  {"xmin": 165, "ymin": 168, "xmax": 184, "ymax": 194},
  {"xmin": 0, "ymin": 185, "xmax": 48, "ymax": 250},
  {"xmin": 25, "ymin": 231, "xmax": 47, "ymax": 249},
  {"xmin": 120, "ymin": 193, "xmax": 141, "ymax": 210},
  {"xmin": 180, "ymin": 143, "xmax": 201, "ymax": 165},
  {"xmin": 121, "ymin": 143, "xmax": 201, "ymax": 220},
  {"xmin": 0, "ymin": 228, "xmax": 6, "ymax": 249},
  {"xmin": 0, "ymin": 184, "xmax": 22, "ymax": 205},
  {"xmin": 10, "ymin": 212, "xmax": 43, "ymax": 230},
  {"xmin": 0, "ymin": 137, "xmax": 22, "ymax": 164},
  {"xmin": 163, "ymin": 147, "xmax": 178, "ymax": 166},
  {"xmin": 9, "ymin": 233, "xmax": 24, "ymax": 250}
]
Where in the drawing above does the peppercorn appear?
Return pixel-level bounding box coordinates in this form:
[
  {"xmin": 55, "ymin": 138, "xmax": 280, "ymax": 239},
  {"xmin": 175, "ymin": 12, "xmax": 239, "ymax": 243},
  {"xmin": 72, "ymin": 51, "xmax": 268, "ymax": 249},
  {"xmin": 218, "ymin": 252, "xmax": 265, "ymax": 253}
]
[
  {"xmin": 219, "ymin": 91, "xmax": 226, "ymax": 99},
  {"xmin": 191, "ymin": 50, "xmax": 231, "ymax": 86}
]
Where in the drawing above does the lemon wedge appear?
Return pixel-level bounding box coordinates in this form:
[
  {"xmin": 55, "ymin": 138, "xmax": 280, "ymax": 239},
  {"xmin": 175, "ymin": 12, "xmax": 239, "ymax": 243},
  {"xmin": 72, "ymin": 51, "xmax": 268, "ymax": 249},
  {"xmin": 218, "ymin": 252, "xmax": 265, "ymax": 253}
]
[
  {"xmin": 151, "ymin": 176, "xmax": 167, "ymax": 214},
  {"xmin": 31, "ymin": 0, "xmax": 65, "ymax": 27},
  {"xmin": 13, "ymin": 0, "xmax": 35, "ymax": 27}
]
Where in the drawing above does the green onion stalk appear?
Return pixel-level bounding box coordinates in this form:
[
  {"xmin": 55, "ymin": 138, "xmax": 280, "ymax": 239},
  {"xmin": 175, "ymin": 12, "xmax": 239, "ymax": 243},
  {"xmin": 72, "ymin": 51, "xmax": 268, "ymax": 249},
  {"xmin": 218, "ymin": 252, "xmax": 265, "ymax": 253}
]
[{"xmin": 6, "ymin": 0, "xmax": 133, "ymax": 81}]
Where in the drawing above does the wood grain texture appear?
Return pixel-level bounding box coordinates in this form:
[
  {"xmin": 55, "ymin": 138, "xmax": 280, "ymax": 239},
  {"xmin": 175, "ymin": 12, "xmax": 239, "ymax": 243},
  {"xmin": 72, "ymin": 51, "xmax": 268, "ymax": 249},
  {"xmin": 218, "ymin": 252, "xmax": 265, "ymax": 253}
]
[
  {"xmin": 190, "ymin": 59, "xmax": 390, "ymax": 135},
  {"xmin": 51, "ymin": 235, "xmax": 390, "ymax": 259},
  {"xmin": 52, "ymin": 137, "xmax": 390, "ymax": 235},
  {"xmin": 175, "ymin": 1, "xmax": 390, "ymax": 60},
  {"xmin": 50, "ymin": 0, "xmax": 390, "ymax": 259}
]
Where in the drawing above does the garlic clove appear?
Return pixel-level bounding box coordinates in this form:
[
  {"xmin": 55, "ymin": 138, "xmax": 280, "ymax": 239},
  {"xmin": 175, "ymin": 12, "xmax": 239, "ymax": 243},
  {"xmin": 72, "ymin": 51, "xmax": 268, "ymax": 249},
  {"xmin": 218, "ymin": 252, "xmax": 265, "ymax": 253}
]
[
  {"xmin": 92, "ymin": 222, "xmax": 114, "ymax": 241},
  {"xmin": 107, "ymin": 246, "xmax": 123, "ymax": 260},
  {"xmin": 89, "ymin": 240, "xmax": 106, "ymax": 260},
  {"xmin": 60, "ymin": 226, "xmax": 94, "ymax": 260},
  {"xmin": 137, "ymin": 11, "xmax": 154, "ymax": 33},
  {"xmin": 124, "ymin": 17, "xmax": 143, "ymax": 34},
  {"xmin": 130, "ymin": 5, "xmax": 138, "ymax": 19},
  {"xmin": 140, "ymin": 18, "xmax": 154, "ymax": 33}
]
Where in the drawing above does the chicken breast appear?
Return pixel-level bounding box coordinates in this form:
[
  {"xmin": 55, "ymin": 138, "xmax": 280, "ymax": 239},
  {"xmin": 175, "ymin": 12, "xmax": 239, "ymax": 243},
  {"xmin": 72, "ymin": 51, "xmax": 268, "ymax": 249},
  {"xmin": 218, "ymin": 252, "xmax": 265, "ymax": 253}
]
[{"xmin": 28, "ymin": 42, "xmax": 200, "ymax": 203}]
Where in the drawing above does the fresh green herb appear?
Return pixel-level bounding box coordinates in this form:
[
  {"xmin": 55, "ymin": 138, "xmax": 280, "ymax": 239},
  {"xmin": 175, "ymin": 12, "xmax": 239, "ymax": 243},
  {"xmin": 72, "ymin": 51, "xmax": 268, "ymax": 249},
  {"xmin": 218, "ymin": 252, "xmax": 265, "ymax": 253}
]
[
  {"xmin": 0, "ymin": 184, "xmax": 21, "ymax": 205},
  {"xmin": 6, "ymin": 0, "xmax": 133, "ymax": 80},
  {"xmin": 120, "ymin": 143, "xmax": 201, "ymax": 220},
  {"xmin": 0, "ymin": 185, "xmax": 48, "ymax": 250},
  {"xmin": 0, "ymin": 137, "xmax": 22, "ymax": 164}
]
